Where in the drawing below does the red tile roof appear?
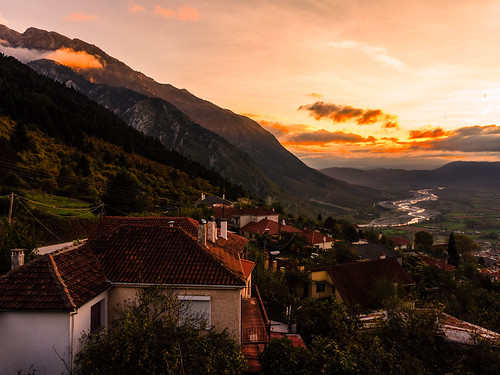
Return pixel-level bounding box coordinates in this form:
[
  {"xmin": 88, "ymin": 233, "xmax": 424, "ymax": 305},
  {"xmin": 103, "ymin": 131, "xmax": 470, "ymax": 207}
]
[
  {"xmin": 241, "ymin": 219, "xmax": 301, "ymax": 236},
  {"xmin": 390, "ymin": 236, "xmax": 411, "ymax": 246},
  {"xmin": 0, "ymin": 245, "xmax": 110, "ymax": 311},
  {"xmin": 93, "ymin": 216, "xmax": 248, "ymax": 253},
  {"xmin": 323, "ymin": 258, "xmax": 414, "ymax": 309},
  {"xmin": 241, "ymin": 259, "xmax": 255, "ymax": 279},
  {"xmin": 418, "ymin": 255, "xmax": 456, "ymax": 271},
  {"xmin": 302, "ymin": 230, "xmax": 334, "ymax": 245},
  {"xmin": 89, "ymin": 225, "xmax": 246, "ymax": 286}
]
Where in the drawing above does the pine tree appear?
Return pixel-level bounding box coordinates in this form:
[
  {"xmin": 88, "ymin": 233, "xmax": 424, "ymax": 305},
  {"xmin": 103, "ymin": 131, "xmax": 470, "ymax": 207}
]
[{"xmin": 447, "ymin": 232, "xmax": 460, "ymax": 267}]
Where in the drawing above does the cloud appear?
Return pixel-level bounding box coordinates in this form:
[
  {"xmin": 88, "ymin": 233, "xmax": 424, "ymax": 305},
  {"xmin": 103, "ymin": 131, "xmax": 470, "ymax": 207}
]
[
  {"xmin": 46, "ymin": 48, "xmax": 104, "ymax": 69},
  {"xmin": 154, "ymin": 5, "xmax": 176, "ymax": 18},
  {"xmin": 328, "ymin": 40, "xmax": 405, "ymax": 69},
  {"xmin": 153, "ymin": 4, "xmax": 200, "ymax": 21},
  {"xmin": 66, "ymin": 12, "xmax": 97, "ymax": 22},
  {"xmin": 129, "ymin": 4, "xmax": 146, "ymax": 13},
  {"xmin": 409, "ymin": 127, "xmax": 448, "ymax": 139},
  {"xmin": 412, "ymin": 125, "xmax": 500, "ymax": 152},
  {"xmin": 258, "ymin": 120, "xmax": 314, "ymax": 139},
  {"xmin": 177, "ymin": 5, "xmax": 200, "ymax": 21},
  {"xmin": 0, "ymin": 13, "xmax": 8, "ymax": 26},
  {"xmin": 0, "ymin": 45, "xmax": 51, "ymax": 63},
  {"xmin": 306, "ymin": 92, "xmax": 323, "ymax": 99},
  {"xmin": 298, "ymin": 101, "xmax": 399, "ymax": 128},
  {"xmin": 284, "ymin": 129, "xmax": 376, "ymax": 146}
]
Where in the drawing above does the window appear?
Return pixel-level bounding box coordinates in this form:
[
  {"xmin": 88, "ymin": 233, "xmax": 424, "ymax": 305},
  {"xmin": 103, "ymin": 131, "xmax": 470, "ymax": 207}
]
[
  {"xmin": 178, "ymin": 295, "xmax": 211, "ymax": 327},
  {"xmin": 90, "ymin": 299, "xmax": 105, "ymax": 333},
  {"xmin": 316, "ymin": 281, "xmax": 326, "ymax": 294}
]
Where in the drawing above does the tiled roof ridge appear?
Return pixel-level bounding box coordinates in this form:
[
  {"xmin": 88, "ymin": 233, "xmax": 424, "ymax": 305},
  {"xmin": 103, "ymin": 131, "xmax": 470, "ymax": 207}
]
[
  {"xmin": 184, "ymin": 231, "xmax": 246, "ymax": 285},
  {"xmin": 47, "ymin": 253, "xmax": 77, "ymax": 310}
]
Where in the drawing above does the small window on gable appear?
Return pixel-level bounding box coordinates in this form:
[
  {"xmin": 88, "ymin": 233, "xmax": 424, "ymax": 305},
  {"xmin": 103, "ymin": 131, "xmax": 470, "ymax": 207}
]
[
  {"xmin": 316, "ymin": 281, "xmax": 326, "ymax": 294},
  {"xmin": 178, "ymin": 295, "xmax": 211, "ymax": 328},
  {"xmin": 90, "ymin": 299, "xmax": 105, "ymax": 333}
]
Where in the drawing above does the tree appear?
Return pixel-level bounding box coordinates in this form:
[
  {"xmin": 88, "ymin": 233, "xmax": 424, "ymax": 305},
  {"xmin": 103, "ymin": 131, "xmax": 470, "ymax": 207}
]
[
  {"xmin": 0, "ymin": 220, "xmax": 39, "ymax": 274},
  {"xmin": 447, "ymin": 232, "xmax": 460, "ymax": 267},
  {"xmin": 102, "ymin": 168, "xmax": 146, "ymax": 214},
  {"xmin": 75, "ymin": 286, "xmax": 247, "ymax": 375},
  {"xmin": 414, "ymin": 231, "xmax": 433, "ymax": 253}
]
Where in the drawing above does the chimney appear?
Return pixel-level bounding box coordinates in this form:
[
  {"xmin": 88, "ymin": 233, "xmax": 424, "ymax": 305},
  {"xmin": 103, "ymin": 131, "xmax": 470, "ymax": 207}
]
[
  {"xmin": 168, "ymin": 221, "xmax": 174, "ymax": 228},
  {"xmin": 380, "ymin": 252, "xmax": 386, "ymax": 259},
  {"xmin": 282, "ymin": 219, "xmax": 286, "ymax": 226},
  {"xmin": 198, "ymin": 219, "xmax": 207, "ymax": 246},
  {"xmin": 222, "ymin": 194, "xmax": 225, "ymax": 200},
  {"xmin": 201, "ymin": 193, "xmax": 205, "ymax": 201},
  {"xmin": 207, "ymin": 219, "xmax": 217, "ymax": 243},
  {"xmin": 220, "ymin": 220, "xmax": 228, "ymax": 240},
  {"xmin": 11, "ymin": 249, "xmax": 24, "ymax": 270}
]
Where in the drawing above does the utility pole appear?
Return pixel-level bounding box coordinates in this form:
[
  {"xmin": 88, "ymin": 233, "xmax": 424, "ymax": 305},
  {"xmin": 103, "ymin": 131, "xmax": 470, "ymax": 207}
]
[{"xmin": 8, "ymin": 192, "xmax": 14, "ymax": 225}]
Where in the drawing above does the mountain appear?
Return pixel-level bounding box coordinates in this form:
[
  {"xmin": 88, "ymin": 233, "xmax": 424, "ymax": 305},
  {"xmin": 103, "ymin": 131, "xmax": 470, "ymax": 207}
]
[
  {"xmin": 321, "ymin": 161, "xmax": 500, "ymax": 190},
  {"xmin": 0, "ymin": 53, "xmax": 245, "ymax": 212},
  {"xmin": 0, "ymin": 25, "xmax": 381, "ymax": 215}
]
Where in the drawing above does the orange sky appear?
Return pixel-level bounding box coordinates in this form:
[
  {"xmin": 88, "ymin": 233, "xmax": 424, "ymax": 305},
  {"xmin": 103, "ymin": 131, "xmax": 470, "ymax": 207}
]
[{"xmin": 2, "ymin": 0, "xmax": 500, "ymax": 169}]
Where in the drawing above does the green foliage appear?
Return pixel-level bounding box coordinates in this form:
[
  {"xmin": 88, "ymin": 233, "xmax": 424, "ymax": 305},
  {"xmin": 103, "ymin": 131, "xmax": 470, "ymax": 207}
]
[
  {"xmin": 75, "ymin": 286, "xmax": 247, "ymax": 375},
  {"xmin": 447, "ymin": 232, "xmax": 460, "ymax": 267},
  {"xmin": 259, "ymin": 337, "xmax": 309, "ymax": 375},
  {"xmin": 0, "ymin": 220, "xmax": 39, "ymax": 274},
  {"xmin": 414, "ymin": 231, "xmax": 434, "ymax": 253},
  {"xmin": 0, "ymin": 53, "xmax": 247, "ymax": 213},
  {"xmin": 295, "ymin": 297, "xmax": 360, "ymax": 347}
]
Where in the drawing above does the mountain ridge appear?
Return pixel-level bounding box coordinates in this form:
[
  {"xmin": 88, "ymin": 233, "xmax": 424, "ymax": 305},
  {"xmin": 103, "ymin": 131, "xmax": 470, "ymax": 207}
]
[{"xmin": 0, "ymin": 25, "xmax": 382, "ymax": 215}]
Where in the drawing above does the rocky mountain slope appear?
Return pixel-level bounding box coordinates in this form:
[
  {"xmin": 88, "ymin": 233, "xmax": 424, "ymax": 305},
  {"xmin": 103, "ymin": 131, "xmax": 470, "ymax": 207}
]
[{"xmin": 0, "ymin": 25, "xmax": 381, "ymax": 214}]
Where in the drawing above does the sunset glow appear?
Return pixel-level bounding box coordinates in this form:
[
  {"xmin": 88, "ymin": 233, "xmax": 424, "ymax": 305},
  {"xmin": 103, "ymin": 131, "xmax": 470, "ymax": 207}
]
[{"xmin": 2, "ymin": 0, "xmax": 500, "ymax": 169}]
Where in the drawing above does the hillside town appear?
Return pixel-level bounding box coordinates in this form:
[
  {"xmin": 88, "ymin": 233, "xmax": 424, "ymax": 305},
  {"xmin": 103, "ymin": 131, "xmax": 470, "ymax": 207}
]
[{"xmin": 1, "ymin": 193, "xmax": 500, "ymax": 374}]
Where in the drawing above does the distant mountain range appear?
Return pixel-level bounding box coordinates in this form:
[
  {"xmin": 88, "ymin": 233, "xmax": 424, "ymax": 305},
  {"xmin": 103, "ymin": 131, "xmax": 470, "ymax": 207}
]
[
  {"xmin": 0, "ymin": 25, "xmax": 381, "ymax": 215},
  {"xmin": 321, "ymin": 161, "xmax": 500, "ymax": 190}
]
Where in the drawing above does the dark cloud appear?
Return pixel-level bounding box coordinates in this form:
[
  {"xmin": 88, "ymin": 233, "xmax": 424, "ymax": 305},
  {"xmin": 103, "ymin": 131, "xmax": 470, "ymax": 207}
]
[
  {"xmin": 298, "ymin": 101, "xmax": 398, "ymax": 127},
  {"xmin": 285, "ymin": 129, "xmax": 375, "ymax": 145},
  {"xmin": 412, "ymin": 125, "xmax": 500, "ymax": 152}
]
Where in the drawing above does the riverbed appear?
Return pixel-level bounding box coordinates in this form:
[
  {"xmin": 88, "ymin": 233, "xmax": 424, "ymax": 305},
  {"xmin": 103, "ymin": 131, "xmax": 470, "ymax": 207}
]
[{"xmin": 361, "ymin": 189, "xmax": 440, "ymax": 227}]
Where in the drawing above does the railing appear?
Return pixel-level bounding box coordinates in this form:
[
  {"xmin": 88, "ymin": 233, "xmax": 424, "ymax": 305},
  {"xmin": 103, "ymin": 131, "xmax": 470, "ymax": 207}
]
[
  {"xmin": 240, "ymin": 285, "xmax": 271, "ymax": 345},
  {"xmin": 241, "ymin": 326, "xmax": 269, "ymax": 344}
]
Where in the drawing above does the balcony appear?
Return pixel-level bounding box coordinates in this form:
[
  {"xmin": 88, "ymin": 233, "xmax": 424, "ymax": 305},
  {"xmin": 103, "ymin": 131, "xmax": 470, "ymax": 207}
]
[{"xmin": 241, "ymin": 285, "xmax": 270, "ymax": 372}]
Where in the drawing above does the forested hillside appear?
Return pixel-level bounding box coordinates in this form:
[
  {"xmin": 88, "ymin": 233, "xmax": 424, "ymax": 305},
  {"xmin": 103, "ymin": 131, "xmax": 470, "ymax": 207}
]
[{"xmin": 0, "ymin": 53, "xmax": 245, "ymax": 206}]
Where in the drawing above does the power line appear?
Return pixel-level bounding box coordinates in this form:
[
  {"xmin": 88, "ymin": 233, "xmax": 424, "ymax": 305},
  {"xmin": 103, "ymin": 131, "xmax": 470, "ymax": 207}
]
[{"xmin": 14, "ymin": 195, "xmax": 65, "ymax": 242}]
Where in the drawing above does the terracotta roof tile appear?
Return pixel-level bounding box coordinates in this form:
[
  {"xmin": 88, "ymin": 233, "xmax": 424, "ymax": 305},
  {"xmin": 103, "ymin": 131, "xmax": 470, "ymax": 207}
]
[
  {"xmin": 88, "ymin": 225, "xmax": 246, "ymax": 286},
  {"xmin": 0, "ymin": 245, "xmax": 110, "ymax": 311},
  {"xmin": 93, "ymin": 216, "xmax": 248, "ymax": 253},
  {"xmin": 302, "ymin": 230, "xmax": 334, "ymax": 245},
  {"xmin": 241, "ymin": 219, "xmax": 300, "ymax": 236}
]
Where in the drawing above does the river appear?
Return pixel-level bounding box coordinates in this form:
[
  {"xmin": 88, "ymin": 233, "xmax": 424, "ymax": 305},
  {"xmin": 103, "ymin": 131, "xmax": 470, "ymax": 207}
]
[{"xmin": 361, "ymin": 189, "xmax": 440, "ymax": 227}]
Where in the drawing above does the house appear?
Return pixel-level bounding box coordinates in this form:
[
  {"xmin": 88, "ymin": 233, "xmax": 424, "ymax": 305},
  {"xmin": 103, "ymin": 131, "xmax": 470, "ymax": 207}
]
[
  {"xmin": 308, "ymin": 258, "xmax": 414, "ymax": 309},
  {"xmin": 418, "ymin": 255, "xmax": 456, "ymax": 271},
  {"xmin": 0, "ymin": 243, "xmax": 110, "ymax": 374},
  {"xmin": 196, "ymin": 193, "xmax": 233, "ymax": 208},
  {"xmin": 240, "ymin": 218, "xmax": 301, "ymax": 241},
  {"xmin": 352, "ymin": 243, "xmax": 403, "ymax": 265},
  {"xmin": 390, "ymin": 236, "xmax": 412, "ymax": 251},
  {"xmin": 213, "ymin": 206, "xmax": 279, "ymax": 232},
  {"xmin": 0, "ymin": 217, "xmax": 269, "ymax": 374},
  {"xmin": 301, "ymin": 230, "xmax": 335, "ymax": 250}
]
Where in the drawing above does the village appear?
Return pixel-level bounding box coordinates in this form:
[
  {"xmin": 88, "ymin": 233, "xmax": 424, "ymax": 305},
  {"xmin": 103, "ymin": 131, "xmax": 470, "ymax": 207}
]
[{"xmin": 1, "ymin": 193, "xmax": 500, "ymax": 374}]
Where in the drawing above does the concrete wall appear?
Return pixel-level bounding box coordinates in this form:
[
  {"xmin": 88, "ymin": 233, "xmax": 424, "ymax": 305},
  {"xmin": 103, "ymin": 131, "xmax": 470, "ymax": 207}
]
[
  {"xmin": 0, "ymin": 311, "xmax": 70, "ymax": 375},
  {"xmin": 72, "ymin": 291, "xmax": 109, "ymax": 356},
  {"xmin": 108, "ymin": 285, "xmax": 242, "ymax": 342}
]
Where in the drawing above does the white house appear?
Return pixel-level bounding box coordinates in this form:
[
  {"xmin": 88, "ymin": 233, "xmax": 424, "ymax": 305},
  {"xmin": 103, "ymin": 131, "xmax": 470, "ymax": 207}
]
[{"xmin": 0, "ymin": 217, "xmax": 268, "ymax": 374}]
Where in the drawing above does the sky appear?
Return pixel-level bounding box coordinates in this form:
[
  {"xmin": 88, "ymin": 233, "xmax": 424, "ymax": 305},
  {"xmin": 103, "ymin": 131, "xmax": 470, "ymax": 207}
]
[{"xmin": 2, "ymin": 0, "xmax": 500, "ymax": 170}]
